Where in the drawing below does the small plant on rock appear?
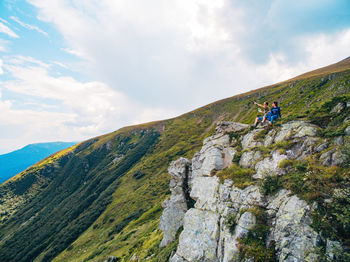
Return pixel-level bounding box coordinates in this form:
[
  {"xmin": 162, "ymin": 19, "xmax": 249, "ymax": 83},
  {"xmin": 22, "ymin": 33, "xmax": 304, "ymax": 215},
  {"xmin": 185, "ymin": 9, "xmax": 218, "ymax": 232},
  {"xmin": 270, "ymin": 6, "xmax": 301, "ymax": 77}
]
[
  {"xmin": 295, "ymin": 161, "xmax": 307, "ymax": 172},
  {"xmin": 238, "ymin": 206, "xmax": 277, "ymax": 261},
  {"xmin": 278, "ymin": 159, "xmax": 294, "ymax": 169},
  {"xmin": 260, "ymin": 175, "xmax": 282, "ymax": 196},
  {"xmin": 216, "ymin": 164, "xmax": 255, "ymax": 188},
  {"xmin": 225, "ymin": 213, "xmax": 237, "ymax": 234}
]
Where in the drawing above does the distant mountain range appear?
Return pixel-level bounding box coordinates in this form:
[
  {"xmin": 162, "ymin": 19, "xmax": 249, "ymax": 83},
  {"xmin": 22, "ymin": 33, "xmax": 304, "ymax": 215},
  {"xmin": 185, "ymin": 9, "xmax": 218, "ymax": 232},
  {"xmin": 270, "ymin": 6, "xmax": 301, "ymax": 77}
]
[{"xmin": 0, "ymin": 142, "xmax": 76, "ymax": 184}]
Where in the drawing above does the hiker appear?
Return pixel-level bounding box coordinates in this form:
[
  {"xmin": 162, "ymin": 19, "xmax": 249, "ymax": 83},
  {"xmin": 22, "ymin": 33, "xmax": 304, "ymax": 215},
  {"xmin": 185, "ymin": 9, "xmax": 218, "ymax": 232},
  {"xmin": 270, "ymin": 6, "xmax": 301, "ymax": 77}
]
[
  {"xmin": 268, "ymin": 101, "xmax": 281, "ymax": 125},
  {"xmin": 252, "ymin": 101, "xmax": 269, "ymax": 127}
]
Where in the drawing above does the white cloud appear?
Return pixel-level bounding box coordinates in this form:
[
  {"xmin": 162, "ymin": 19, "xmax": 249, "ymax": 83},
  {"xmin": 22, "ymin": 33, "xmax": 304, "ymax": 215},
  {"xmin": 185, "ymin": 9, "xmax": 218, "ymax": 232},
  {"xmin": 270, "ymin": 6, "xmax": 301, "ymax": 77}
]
[
  {"xmin": 52, "ymin": 61, "xmax": 68, "ymax": 69},
  {"xmin": 10, "ymin": 16, "xmax": 48, "ymax": 37},
  {"xmin": 8, "ymin": 55, "xmax": 50, "ymax": 68},
  {"xmin": 27, "ymin": 0, "xmax": 350, "ymax": 113},
  {"xmin": 0, "ymin": 21, "xmax": 19, "ymax": 38},
  {"xmin": 0, "ymin": 55, "xmax": 178, "ymax": 153},
  {"xmin": 0, "ymin": 18, "xmax": 9, "ymax": 24},
  {"xmin": 61, "ymin": 48, "xmax": 89, "ymax": 59},
  {"xmin": 0, "ymin": 98, "xmax": 77, "ymax": 154}
]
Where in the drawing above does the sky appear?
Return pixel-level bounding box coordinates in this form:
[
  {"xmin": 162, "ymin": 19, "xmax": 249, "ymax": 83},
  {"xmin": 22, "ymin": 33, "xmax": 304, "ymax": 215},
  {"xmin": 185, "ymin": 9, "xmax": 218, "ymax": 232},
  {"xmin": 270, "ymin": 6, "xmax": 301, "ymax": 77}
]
[{"xmin": 0, "ymin": 0, "xmax": 350, "ymax": 154}]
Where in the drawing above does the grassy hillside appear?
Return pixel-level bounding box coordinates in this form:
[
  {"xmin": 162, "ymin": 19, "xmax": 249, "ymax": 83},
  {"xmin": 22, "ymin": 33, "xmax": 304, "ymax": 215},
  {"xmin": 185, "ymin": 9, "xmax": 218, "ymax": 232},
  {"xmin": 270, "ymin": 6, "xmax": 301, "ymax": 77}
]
[{"xmin": 0, "ymin": 58, "xmax": 349, "ymax": 261}]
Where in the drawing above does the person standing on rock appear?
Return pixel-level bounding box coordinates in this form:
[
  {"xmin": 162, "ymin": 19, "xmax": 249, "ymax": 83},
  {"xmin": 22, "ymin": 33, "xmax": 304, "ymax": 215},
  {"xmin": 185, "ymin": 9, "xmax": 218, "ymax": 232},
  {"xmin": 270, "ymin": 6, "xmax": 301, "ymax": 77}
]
[
  {"xmin": 268, "ymin": 101, "xmax": 281, "ymax": 125},
  {"xmin": 252, "ymin": 101, "xmax": 269, "ymax": 127}
]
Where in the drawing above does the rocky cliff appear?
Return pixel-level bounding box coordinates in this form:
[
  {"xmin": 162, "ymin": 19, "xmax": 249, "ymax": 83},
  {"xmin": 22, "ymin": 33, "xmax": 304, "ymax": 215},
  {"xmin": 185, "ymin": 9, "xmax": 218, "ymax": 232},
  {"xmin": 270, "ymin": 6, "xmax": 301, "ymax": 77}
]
[{"xmin": 160, "ymin": 117, "xmax": 350, "ymax": 261}]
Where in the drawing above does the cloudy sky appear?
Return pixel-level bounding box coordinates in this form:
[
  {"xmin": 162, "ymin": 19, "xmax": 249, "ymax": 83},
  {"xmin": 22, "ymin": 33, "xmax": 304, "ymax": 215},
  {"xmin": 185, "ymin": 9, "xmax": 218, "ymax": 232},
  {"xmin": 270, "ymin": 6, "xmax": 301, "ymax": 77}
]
[{"xmin": 0, "ymin": 0, "xmax": 350, "ymax": 153}]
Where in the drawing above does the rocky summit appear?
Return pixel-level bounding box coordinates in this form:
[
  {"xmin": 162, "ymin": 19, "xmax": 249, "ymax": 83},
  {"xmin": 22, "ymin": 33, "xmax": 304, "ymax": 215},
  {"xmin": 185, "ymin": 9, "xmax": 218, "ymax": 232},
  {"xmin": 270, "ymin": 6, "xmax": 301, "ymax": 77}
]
[{"xmin": 160, "ymin": 120, "xmax": 349, "ymax": 261}]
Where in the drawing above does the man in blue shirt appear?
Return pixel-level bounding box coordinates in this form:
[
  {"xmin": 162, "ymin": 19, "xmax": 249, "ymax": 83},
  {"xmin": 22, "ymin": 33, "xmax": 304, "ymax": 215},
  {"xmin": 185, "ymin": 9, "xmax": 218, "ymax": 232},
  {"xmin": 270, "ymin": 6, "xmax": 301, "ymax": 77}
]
[{"xmin": 268, "ymin": 101, "xmax": 281, "ymax": 124}]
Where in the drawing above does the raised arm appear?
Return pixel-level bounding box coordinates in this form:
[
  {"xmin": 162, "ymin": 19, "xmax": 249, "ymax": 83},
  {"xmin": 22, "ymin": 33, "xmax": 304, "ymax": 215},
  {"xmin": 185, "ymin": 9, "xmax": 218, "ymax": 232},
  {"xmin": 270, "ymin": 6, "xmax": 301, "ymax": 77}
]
[{"xmin": 254, "ymin": 101, "xmax": 264, "ymax": 108}]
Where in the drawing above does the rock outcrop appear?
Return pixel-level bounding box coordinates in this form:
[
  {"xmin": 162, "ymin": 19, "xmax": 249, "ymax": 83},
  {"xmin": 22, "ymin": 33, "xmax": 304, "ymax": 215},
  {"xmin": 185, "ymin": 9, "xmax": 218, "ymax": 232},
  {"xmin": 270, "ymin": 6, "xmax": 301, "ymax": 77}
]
[
  {"xmin": 159, "ymin": 121, "xmax": 346, "ymax": 261},
  {"xmin": 159, "ymin": 158, "xmax": 191, "ymax": 247}
]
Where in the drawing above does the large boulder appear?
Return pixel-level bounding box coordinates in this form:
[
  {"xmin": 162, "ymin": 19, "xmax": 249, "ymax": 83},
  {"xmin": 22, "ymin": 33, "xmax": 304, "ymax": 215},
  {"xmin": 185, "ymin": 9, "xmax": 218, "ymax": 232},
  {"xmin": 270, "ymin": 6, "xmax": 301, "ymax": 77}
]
[
  {"xmin": 254, "ymin": 151, "xmax": 288, "ymax": 179},
  {"xmin": 286, "ymin": 137, "xmax": 318, "ymax": 160},
  {"xmin": 271, "ymin": 195, "xmax": 320, "ymax": 261},
  {"xmin": 172, "ymin": 208, "xmax": 220, "ymax": 261},
  {"xmin": 192, "ymin": 133, "xmax": 236, "ymax": 180},
  {"xmin": 274, "ymin": 121, "xmax": 319, "ymax": 143},
  {"xmin": 159, "ymin": 158, "xmax": 190, "ymax": 247},
  {"xmin": 239, "ymin": 150, "xmax": 262, "ymax": 168},
  {"xmin": 266, "ymin": 189, "xmax": 291, "ymax": 218},
  {"xmin": 230, "ymin": 185, "xmax": 265, "ymax": 210},
  {"xmin": 216, "ymin": 121, "xmax": 249, "ymax": 134},
  {"xmin": 241, "ymin": 129, "xmax": 264, "ymax": 150},
  {"xmin": 320, "ymin": 149, "xmax": 347, "ymax": 167},
  {"xmin": 190, "ymin": 176, "xmax": 220, "ymax": 212},
  {"xmin": 218, "ymin": 212, "xmax": 256, "ymax": 262}
]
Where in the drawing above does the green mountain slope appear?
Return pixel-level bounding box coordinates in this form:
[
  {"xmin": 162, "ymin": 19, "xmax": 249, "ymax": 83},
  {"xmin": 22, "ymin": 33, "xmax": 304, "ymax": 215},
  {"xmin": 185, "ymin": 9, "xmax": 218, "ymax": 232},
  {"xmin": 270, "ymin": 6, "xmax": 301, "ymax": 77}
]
[{"xmin": 0, "ymin": 58, "xmax": 349, "ymax": 262}]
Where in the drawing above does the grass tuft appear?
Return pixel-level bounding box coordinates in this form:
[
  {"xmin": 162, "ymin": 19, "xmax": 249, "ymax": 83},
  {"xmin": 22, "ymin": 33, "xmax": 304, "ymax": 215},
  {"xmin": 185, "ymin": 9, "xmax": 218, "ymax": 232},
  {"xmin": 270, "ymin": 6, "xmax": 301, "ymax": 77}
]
[{"xmin": 216, "ymin": 164, "xmax": 255, "ymax": 189}]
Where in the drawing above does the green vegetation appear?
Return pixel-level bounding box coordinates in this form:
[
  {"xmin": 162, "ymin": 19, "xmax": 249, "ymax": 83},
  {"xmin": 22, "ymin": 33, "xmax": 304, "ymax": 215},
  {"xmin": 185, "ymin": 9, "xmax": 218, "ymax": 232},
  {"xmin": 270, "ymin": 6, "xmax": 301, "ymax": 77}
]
[
  {"xmin": 278, "ymin": 159, "xmax": 294, "ymax": 168},
  {"xmin": 238, "ymin": 206, "xmax": 277, "ymax": 261},
  {"xmin": 216, "ymin": 164, "xmax": 255, "ymax": 188},
  {"xmin": 232, "ymin": 150, "xmax": 243, "ymax": 163},
  {"xmin": 253, "ymin": 128, "xmax": 271, "ymax": 141},
  {"xmin": 260, "ymin": 175, "xmax": 282, "ymax": 196},
  {"xmin": 0, "ymin": 131, "xmax": 160, "ymax": 262},
  {"xmin": 225, "ymin": 213, "xmax": 237, "ymax": 234}
]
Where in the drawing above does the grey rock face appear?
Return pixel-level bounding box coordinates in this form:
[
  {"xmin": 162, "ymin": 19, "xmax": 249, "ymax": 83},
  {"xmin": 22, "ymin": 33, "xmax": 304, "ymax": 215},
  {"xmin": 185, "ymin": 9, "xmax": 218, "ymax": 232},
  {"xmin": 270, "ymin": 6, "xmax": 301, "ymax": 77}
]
[
  {"xmin": 218, "ymin": 212, "xmax": 257, "ymax": 262},
  {"xmin": 241, "ymin": 129, "xmax": 264, "ymax": 150},
  {"xmin": 332, "ymin": 151, "xmax": 347, "ymax": 166},
  {"xmin": 320, "ymin": 149, "xmax": 347, "ymax": 167},
  {"xmin": 191, "ymin": 176, "xmax": 219, "ymax": 212},
  {"xmin": 266, "ymin": 189, "xmax": 291, "ymax": 218},
  {"xmin": 230, "ymin": 185, "xmax": 265, "ymax": 210},
  {"xmin": 159, "ymin": 158, "xmax": 191, "ymax": 247},
  {"xmin": 286, "ymin": 137, "xmax": 318, "ymax": 160},
  {"xmin": 175, "ymin": 208, "xmax": 220, "ymax": 261},
  {"xmin": 271, "ymin": 195, "xmax": 320, "ymax": 261},
  {"xmin": 162, "ymin": 121, "xmax": 340, "ymax": 262},
  {"xmin": 239, "ymin": 151, "xmax": 262, "ymax": 168},
  {"xmin": 216, "ymin": 121, "xmax": 249, "ymax": 134},
  {"xmin": 264, "ymin": 129, "xmax": 277, "ymax": 147},
  {"xmin": 274, "ymin": 121, "xmax": 318, "ymax": 143},
  {"xmin": 192, "ymin": 133, "xmax": 236, "ymax": 180},
  {"xmin": 254, "ymin": 151, "xmax": 287, "ymax": 179}
]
